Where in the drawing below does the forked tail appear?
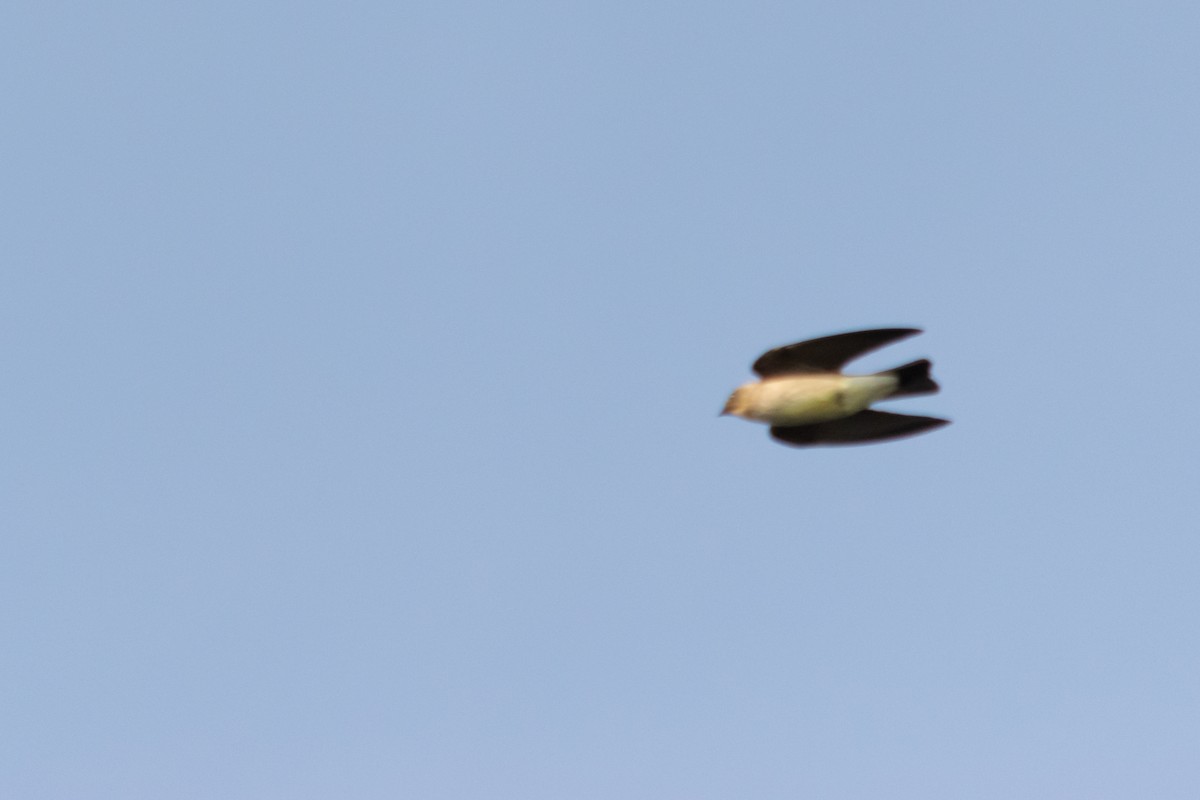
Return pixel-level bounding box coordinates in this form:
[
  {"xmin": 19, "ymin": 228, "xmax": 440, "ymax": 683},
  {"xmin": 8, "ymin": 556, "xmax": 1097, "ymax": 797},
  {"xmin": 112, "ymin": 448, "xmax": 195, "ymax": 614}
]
[{"xmin": 884, "ymin": 359, "xmax": 939, "ymax": 398}]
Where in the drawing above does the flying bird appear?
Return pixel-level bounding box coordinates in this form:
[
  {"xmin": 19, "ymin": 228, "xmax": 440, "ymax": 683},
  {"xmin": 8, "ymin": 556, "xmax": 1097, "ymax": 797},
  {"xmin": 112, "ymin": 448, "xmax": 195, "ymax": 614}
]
[{"xmin": 722, "ymin": 328, "xmax": 949, "ymax": 447}]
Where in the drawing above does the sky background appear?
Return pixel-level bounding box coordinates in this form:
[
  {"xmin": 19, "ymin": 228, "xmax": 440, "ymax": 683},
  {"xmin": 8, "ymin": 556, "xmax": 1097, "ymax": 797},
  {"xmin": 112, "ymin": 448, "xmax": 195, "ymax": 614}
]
[{"xmin": 4, "ymin": 2, "xmax": 1200, "ymax": 798}]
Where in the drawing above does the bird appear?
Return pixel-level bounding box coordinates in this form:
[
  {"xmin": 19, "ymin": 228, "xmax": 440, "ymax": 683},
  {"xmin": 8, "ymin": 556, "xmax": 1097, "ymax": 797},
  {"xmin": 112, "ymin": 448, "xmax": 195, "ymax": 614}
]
[{"xmin": 721, "ymin": 328, "xmax": 949, "ymax": 447}]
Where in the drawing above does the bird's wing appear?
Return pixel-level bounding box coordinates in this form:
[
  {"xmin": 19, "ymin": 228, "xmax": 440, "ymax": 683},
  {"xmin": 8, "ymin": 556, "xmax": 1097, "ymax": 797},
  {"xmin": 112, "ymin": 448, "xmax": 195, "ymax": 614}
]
[
  {"xmin": 769, "ymin": 410, "xmax": 948, "ymax": 447},
  {"xmin": 752, "ymin": 328, "xmax": 921, "ymax": 376}
]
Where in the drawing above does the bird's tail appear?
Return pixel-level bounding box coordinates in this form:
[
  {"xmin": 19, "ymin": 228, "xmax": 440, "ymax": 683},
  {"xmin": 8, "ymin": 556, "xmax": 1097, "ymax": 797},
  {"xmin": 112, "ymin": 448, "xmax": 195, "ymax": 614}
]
[{"xmin": 883, "ymin": 359, "xmax": 939, "ymax": 398}]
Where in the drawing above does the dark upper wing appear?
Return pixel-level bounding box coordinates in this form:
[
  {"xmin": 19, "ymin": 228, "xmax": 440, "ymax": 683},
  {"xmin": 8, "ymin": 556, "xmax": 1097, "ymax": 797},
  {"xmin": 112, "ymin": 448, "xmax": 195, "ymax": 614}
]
[
  {"xmin": 752, "ymin": 328, "xmax": 921, "ymax": 376},
  {"xmin": 769, "ymin": 410, "xmax": 949, "ymax": 447}
]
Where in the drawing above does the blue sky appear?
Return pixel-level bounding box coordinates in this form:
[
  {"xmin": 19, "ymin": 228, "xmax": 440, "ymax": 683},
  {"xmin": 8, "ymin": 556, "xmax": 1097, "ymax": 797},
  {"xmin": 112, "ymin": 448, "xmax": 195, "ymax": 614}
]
[{"xmin": 4, "ymin": 2, "xmax": 1200, "ymax": 798}]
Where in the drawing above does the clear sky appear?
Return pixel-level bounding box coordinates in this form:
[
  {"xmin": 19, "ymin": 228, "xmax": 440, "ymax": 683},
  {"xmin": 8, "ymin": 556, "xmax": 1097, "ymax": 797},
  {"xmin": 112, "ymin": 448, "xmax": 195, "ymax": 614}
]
[{"xmin": 4, "ymin": 2, "xmax": 1200, "ymax": 798}]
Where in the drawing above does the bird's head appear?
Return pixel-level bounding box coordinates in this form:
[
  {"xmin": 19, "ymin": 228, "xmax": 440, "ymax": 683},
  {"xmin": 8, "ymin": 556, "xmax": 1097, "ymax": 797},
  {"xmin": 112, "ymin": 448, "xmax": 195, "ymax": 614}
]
[{"xmin": 721, "ymin": 384, "xmax": 757, "ymax": 418}]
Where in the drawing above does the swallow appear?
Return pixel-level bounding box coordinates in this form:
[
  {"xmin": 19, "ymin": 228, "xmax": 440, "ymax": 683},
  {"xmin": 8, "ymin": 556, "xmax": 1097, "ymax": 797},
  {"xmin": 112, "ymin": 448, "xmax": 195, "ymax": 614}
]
[{"xmin": 721, "ymin": 328, "xmax": 949, "ymax": 447}]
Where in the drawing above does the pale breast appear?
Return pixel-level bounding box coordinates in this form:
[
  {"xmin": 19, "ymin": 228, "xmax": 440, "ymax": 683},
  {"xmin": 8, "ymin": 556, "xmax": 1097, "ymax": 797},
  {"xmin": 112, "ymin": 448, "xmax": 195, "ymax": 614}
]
[{"xmin": 753, "ymin": 374, "xmax": 898, "ymax": 425}]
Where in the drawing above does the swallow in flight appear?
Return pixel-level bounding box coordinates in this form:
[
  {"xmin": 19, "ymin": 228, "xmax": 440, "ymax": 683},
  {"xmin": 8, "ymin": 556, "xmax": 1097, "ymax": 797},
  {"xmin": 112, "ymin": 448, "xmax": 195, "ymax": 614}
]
[{"xmin": 722, "ymin": 328, "xmax": 948, "ymax": 447}]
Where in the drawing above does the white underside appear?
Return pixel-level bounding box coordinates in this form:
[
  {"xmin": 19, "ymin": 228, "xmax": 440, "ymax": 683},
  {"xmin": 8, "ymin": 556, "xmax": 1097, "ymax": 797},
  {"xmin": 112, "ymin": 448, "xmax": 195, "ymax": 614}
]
[{"xmin": 739, "ymin": 374, "xmax": 898, "ymax": 425}]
